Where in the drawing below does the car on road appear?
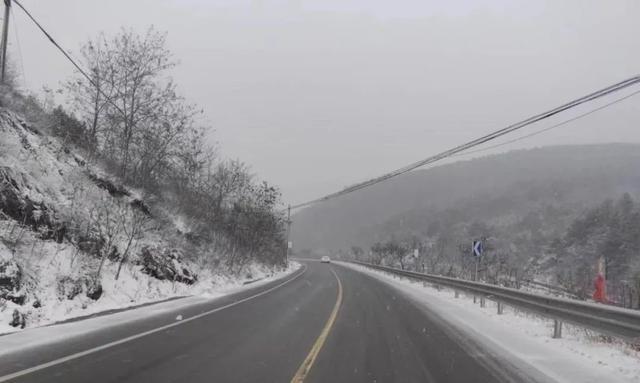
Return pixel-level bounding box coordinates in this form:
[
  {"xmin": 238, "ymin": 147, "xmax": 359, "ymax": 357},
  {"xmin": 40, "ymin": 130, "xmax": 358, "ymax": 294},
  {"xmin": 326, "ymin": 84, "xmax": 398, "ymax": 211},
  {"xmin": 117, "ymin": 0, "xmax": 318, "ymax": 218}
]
[{"xmin": 320, "ymin": 256, "xmax": 331, "ymax": 263}]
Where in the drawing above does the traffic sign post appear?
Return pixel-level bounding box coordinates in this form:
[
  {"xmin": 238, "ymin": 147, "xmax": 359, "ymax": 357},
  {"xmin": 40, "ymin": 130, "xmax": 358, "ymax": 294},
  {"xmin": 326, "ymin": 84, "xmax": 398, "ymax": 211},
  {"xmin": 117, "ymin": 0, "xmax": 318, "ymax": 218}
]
[
  {"xmin": 471, "ymin": 239, "xmax": 484, "ymax": 282},
  {"xmin": 475, "ymin": 260, "xmax": 479, "ymax": 282}
]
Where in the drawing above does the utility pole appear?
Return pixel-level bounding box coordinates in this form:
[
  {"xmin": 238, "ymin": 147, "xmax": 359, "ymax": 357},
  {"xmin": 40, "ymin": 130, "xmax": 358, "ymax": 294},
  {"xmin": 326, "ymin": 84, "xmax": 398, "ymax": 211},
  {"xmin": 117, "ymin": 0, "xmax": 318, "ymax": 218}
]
[
  {"xmin": 285, "ymin": 205, "xmax": 291, "ymax": 265},
  {"xmin": 0, "ymin": 0, "xmax": 10, "ymax": 84}
]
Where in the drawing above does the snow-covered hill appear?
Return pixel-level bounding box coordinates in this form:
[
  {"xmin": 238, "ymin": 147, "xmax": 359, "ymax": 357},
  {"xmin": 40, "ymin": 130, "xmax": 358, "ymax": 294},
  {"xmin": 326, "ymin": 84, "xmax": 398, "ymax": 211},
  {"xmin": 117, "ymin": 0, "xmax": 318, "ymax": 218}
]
[{"xmin": 0, "ymin": 108, "xmax": 282, "ymax": 333}]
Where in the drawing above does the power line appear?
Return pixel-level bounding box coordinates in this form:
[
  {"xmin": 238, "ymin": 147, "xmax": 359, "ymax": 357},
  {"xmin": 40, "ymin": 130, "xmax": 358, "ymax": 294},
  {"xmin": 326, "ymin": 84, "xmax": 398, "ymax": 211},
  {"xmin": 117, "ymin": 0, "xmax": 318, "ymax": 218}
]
[
  {"xmin": 450, "ymin": 88, "xmax": 640, "ymax": 159},
  {"xmin": 290, "ymin": 75, "xmax": 640, "ymax": 210},
  {"xmin": 12, "ymin": 0, "xmax": 125, "ymax": 116},
  {"xmin": 13, "ymin": 0, "xmax": 93, "ymax": 86}
]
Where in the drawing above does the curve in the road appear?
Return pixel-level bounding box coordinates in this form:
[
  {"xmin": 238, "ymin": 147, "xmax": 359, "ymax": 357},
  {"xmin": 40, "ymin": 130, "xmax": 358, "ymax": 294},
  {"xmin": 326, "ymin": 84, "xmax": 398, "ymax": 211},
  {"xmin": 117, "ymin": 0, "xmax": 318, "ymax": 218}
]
[
  {"xmin": 0, "ymin": 261, "xmax": 556, "ymax": 383},
  {"xmin": 290, "ymin": 266, "xmax": 343, "ymax": 383}
]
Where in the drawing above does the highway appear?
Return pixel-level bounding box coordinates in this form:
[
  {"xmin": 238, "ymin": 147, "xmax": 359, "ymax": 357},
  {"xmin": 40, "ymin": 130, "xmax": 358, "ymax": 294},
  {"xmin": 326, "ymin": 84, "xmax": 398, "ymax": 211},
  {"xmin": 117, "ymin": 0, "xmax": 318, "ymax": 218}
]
[{"xmin": 0, "ymin": 261, "xmax": 551, "ymax": 383}]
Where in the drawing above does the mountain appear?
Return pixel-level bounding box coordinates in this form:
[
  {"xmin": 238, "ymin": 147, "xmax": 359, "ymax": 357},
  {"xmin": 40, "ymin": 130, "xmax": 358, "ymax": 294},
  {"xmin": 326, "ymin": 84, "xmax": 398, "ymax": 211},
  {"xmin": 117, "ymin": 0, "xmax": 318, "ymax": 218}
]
[{"xmin": 291, "ymin": 144, "xmax": 640, "ymax": 253}]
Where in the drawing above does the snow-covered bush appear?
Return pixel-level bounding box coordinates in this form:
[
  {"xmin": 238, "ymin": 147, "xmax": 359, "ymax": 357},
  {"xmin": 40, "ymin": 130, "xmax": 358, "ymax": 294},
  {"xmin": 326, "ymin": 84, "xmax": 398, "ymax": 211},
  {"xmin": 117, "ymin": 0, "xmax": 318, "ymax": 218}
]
[
  {"xmin": 138, "ymin": 246, "xmax": 197, "ymax": 285},
  {"xmin": 0, "ymin": 258, "xmax": 22, "ymax": 304}
]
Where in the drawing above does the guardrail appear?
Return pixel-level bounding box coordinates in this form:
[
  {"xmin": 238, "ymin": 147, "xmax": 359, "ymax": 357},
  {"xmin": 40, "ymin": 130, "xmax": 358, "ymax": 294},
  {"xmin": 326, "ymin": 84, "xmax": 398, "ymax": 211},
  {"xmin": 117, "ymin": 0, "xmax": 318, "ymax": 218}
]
[
  {"xmin": 349, "ymin": 261, "xmax": 640, "ymax": 341},
  {"xmin": 520, "ymin": 279, "xmax": 581, "ymax": 299}
]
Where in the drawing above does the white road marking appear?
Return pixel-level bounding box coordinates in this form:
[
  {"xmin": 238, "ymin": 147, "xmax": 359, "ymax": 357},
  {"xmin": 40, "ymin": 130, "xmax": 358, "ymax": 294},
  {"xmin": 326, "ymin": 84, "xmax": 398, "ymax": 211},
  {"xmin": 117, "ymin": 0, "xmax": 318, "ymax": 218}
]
[{"xmin": 0, "ymin": 265, "xmax": 307, "ymax": 382}]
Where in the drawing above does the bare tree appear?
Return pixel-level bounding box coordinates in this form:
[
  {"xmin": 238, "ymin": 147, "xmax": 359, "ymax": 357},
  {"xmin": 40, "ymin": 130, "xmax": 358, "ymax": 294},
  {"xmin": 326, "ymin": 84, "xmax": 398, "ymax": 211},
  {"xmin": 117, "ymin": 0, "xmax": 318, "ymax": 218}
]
[
  {"xmin": 67, "ymin": 27, "xmax": 202, "ymax": 188},
  {"xmin": 65, "ymin": 34, "xmax": 113, "ymax": 151},
  {"xmin": 115, "ymin": 208, "xmax": 149, "ymax": 280},
  {"xmin": 89, "ymin": 194, "xmax": 123, "ymax": 282},
  {"xmin": 350, "ymin": 246, "xmax": 364, "ymax": 260}
]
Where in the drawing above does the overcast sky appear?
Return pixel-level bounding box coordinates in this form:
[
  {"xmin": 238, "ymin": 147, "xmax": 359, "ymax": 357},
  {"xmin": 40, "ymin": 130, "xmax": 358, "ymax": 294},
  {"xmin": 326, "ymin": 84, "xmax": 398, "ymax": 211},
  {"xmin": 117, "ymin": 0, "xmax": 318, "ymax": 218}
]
[{"xmin": 8, "ymin": 0, "xmax": 640, "ymax": 205}]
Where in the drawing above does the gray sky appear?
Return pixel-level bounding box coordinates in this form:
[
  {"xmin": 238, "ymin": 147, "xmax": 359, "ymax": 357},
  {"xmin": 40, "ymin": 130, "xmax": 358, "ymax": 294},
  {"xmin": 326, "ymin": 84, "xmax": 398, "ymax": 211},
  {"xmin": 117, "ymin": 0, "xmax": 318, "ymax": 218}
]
[{"xmin": 9, "ymin": 0, "xmax": 640, "ymax": 205}]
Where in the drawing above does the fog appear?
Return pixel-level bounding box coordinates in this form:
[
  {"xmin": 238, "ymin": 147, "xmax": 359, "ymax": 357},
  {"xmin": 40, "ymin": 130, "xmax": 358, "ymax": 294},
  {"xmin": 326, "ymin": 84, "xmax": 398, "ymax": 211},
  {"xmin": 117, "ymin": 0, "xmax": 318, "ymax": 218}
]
[{"xmin": 9, "ymin": 0, "xmax": 640, "ymax": 205}]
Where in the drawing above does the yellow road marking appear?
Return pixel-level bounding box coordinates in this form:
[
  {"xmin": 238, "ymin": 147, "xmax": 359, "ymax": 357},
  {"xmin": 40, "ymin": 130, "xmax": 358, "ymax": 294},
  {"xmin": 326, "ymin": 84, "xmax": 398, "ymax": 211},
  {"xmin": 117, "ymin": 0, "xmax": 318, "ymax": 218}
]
[{"xmin": 290, "ymin": 267, "xmax": 343, "ymax": 383}]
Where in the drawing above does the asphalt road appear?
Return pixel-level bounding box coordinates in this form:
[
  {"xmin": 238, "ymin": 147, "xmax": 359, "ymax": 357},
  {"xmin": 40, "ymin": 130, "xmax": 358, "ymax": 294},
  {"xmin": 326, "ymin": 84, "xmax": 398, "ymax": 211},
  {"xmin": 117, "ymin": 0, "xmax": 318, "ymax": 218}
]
[{"xmin": 0, "ymin": 261, "xmax": 550, "ymax": 383}]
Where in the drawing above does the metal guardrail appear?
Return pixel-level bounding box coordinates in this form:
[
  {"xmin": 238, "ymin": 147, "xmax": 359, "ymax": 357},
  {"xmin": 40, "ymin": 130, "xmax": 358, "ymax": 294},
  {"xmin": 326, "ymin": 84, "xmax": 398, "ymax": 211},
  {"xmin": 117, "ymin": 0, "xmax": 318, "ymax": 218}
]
[
  {"xmin": 520, "ymin": 279, "xmax": 580, "ymax": 299},
  {"xmin": 350, "ymin": 261, "xmax": 640, "ymax": 341}
]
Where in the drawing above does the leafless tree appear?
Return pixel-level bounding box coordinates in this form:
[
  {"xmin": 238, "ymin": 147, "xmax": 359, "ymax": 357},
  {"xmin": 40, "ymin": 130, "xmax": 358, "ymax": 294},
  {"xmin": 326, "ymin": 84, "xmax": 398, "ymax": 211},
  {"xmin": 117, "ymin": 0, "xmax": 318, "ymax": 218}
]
[
  {"xmin": 64, "ymin": 34, "xmax": 113, "ymax": 151},
  {"xmin": 115, "ymin": 208, "xmax": 149, "ymax": 281},
  {"xmin": 67, "ymin": 27, "xmax": 203, "ymax": 189},
  {"xmin": 89, "ymin": 194, "xmax": 123, "ymax": 282}
]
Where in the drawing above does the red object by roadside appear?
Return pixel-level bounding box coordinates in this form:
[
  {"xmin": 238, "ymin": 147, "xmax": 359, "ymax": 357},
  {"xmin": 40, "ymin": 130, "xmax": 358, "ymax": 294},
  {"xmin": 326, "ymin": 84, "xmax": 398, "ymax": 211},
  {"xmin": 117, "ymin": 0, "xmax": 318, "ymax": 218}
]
[{"xmin": 592, "ymin": 273, "xmax": 607, "ymax": 303}]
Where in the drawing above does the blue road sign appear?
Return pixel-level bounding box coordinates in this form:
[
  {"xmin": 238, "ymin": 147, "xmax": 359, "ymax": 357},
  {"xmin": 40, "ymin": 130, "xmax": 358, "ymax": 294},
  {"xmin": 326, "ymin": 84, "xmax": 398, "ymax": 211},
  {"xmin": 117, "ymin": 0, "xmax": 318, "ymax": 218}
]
[{"xmin": 472, "ymin": 240, "xmax": 483, "ymax": 257}]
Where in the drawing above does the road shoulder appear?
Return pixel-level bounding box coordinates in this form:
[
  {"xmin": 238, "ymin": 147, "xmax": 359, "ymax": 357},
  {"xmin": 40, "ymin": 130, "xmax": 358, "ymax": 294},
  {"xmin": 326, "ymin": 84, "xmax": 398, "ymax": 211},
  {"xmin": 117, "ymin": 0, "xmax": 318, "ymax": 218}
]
[
  {"xmin": 338, "ymin": 261, "xmax": 640, "ymax": 383},
  {"xmin": 0, "ymin": 262, "xmax": 303, "ymax": 362}
]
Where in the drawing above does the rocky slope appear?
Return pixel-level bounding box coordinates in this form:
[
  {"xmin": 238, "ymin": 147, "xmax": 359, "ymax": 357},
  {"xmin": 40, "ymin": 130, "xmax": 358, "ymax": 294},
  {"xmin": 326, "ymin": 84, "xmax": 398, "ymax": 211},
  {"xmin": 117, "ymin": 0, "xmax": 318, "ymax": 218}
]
[{"xmin": 0, "ymin": 108, "xmax": 271, "ymax": 333}]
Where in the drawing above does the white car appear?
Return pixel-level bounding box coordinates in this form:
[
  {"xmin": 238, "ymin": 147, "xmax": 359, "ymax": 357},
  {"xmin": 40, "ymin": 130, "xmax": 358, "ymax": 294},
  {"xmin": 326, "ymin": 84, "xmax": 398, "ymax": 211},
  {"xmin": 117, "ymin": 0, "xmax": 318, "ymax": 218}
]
[{"xmin": 320, "ymin": 256, "xmax": 331, "ymax": 263}]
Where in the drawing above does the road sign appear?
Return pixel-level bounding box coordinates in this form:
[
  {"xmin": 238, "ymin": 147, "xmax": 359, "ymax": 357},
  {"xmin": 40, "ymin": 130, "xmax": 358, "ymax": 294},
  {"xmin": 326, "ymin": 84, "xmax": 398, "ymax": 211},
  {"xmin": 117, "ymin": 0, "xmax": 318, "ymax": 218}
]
[
  {"xmin": 472, "ymin": 240, "xmax": 483, "ymax": 257},
  {"xmin": 287, "ymin": 241, "xmax": 292, "ymax": 249}
]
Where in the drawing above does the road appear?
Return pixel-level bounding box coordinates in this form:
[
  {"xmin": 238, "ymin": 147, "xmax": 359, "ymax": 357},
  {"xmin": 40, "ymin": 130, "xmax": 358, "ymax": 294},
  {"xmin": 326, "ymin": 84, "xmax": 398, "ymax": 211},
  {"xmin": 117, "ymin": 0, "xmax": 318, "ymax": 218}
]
[{"xmin": 0, "ymin": 261, "xmax": 550, "ymax": 383}]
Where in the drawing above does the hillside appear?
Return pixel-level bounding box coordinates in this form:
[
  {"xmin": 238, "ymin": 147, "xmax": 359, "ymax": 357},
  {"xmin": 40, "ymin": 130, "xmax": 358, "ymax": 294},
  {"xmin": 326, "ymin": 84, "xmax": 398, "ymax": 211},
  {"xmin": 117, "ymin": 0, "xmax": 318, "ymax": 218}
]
[
  {"xmin": 0, "ymin": 107, "xmax": 286, "ymax": 333},
  {"xmin": 0, "ymin": 27, "xmax": 293, "ymax": 333},
  {"xmin": 292, "ymin": 144, "xmax": 640, "ymax": 252},
  {"xmin": 291, "ymin": 144, "xmax": 640, "ymax": 305}
]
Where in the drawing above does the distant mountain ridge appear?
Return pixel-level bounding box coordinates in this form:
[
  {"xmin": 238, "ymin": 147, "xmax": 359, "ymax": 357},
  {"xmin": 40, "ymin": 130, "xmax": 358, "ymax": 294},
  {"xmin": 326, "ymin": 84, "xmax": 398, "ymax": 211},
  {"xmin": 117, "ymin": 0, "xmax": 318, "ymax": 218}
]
[{"xmin": 291, "ymin": 143, "xmax": 640, "ymax": 252}]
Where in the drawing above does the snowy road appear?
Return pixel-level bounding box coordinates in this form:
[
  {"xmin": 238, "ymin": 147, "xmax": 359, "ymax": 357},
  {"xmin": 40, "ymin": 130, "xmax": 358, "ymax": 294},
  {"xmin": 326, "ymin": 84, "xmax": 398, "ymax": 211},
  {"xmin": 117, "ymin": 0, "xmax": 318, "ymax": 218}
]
[{"xmin": 0, "ymin": 261, "xmax": 599, "ymax": 382}]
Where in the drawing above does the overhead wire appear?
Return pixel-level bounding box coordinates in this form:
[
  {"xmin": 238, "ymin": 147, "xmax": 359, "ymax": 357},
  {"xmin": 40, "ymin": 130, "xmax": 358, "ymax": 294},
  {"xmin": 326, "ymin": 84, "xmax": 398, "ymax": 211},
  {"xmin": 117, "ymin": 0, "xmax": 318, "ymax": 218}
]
[
  {"xmin": 450, "ymin": 88, "xmax": 640, "ymax": 158},
  {"xmin": 289, "ymin": 75, "xmax": 640, "ymax": 210},
  {"xmin": 13, "ymin": 0, "xmax": 92, "ymax": 86},
  {"xmin": 12, "ymin": 0, "xmax": 125, "ymax": 116}
]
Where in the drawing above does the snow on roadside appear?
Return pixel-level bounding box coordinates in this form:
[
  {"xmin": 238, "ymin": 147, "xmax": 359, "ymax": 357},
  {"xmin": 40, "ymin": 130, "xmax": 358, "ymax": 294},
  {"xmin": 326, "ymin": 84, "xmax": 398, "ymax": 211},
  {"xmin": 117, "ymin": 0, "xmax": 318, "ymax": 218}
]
[
  {"xmin": 0, "ymin": 231, "xmax": 300, "ymax": 336},
  {"xmin": 340, "ymin": 262, "xmax": 640, "ymax": 383},
  {"xmin": 0, "ymin": 108, "xmax": 297, "ymax": 335},
  {"xmin": 0, "ymin": 261, "xmax": 300, "ymax": 356}
]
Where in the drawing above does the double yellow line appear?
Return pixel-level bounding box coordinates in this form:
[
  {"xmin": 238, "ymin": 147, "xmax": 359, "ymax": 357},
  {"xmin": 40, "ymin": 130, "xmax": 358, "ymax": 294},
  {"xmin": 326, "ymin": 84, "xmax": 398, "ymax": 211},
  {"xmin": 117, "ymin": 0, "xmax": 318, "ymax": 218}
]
[{"xmin": 290, "ymin": 267, "xmax": 343, "ymax": 383}]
